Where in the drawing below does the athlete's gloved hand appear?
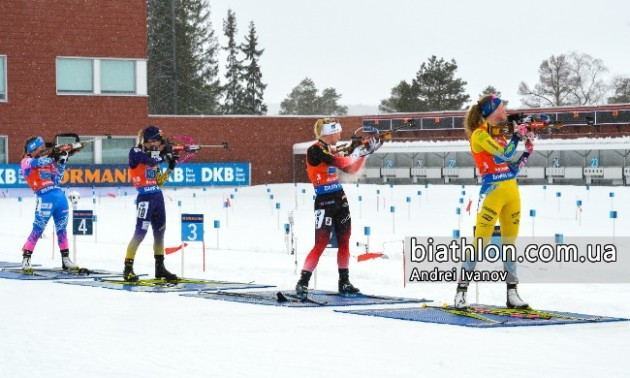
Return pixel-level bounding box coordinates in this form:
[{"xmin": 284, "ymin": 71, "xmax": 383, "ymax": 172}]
[
  {"xmin": 361, "ymin": 137, "xmax": 382, "ymax": 156},
  {"xmin": 351, "ymin": 137, "xmax": 382, "ymax": 157},
  {"xmin": 509, "ymin": 152, "xmax": 531, "ymax": 173},
  {"xmin": 514, "ymin": 124, "xmax": 533, "ymax": 141},
  {"xmin": 165, "ymin": 153, "xmax": 179, "ymax": 170},
  {"xmin": 57, "ymin": 151, "xmax": 69, "ymax": 165},
  {"xmin": 525, "ymin": 139, "xmax": 534, "ymax": 154}
]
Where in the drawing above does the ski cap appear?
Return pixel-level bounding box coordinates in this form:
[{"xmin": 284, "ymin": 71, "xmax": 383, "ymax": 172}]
[
  {"xmin": 480, "ymin": 94, "xmax": 502, "ymax": 118},
  {"xmin": 320, "ymin": 121, "xmax": 342, "ymax": 136},
  {"xmin": 26, "ymin": 136, "xmax": 45, "ymax": 153},
  {"xmin": 143, "ymin": 125, "xmax": 162, "ymax": 142}
]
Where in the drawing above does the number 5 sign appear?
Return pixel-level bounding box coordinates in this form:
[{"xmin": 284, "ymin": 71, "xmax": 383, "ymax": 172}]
[{"xmin": 180, "ymin": 213, "xmax": 206, "ymax": 277}]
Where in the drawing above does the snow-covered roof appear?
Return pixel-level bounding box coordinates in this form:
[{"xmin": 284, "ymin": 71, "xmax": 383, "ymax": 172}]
[{"xmin": 293, "ymin": 136, "xmax": 630, "ymax": 154}]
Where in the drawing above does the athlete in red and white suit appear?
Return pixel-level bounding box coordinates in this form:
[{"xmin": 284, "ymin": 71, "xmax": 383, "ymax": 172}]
[{"xmin": 295, "ymin": 118, "xmax": 381, "ymax": 298}]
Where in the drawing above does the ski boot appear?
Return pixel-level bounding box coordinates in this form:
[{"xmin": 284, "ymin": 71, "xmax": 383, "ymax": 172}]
[
  {"xmin": 154, "ymin": 255, "xmax": 177, "ymax": 281},
  {"xmin": 123, "ymin": 258, "xmax": 139, "ymax": 282},
  {"xmin": 295, "ymin": 270, "xmax": 312, "ymax": 300},
  {"xmin": 338, "ymin": 269, "xmax": 360, "ymax": 297},
  {"xmin": 61, "ymin": 249, "xmax": 79, "ymax": 271},
  {"xmin": 506, "ymin": 284, "xmax": 529, "ymax": 309},
  {"xmin": 454, "ymin": 285, "xmax": 469, "ymax": 309},
  {"xmin": 22, "ymin": 250, "xmax": 34, "ymax": 275}
]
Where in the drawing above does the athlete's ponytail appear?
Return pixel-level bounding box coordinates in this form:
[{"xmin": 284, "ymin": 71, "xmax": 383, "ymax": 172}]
[{"xmin": 464, "ymin": 94, "xmax": 494, "ymax": 138}]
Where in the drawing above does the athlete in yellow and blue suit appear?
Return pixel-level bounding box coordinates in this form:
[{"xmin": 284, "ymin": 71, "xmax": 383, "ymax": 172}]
[{"xmin": 455, "ymin": 94, "xmax": 533, "ymax": 309}]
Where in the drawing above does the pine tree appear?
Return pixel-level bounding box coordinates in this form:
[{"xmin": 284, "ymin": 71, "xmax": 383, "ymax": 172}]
[
  {"xmin": 147, "ymin": 0, "xmax": 221, "ymax": 115},
  {"xmin": 178, "ymin": 0, "xmax": 221, "ymax": 114},
  {"xmin": 240, "ymin": 21, "xmax": 267, "ymax": 115},
  {"xmin": 147, "ymin": 0, "xmax": 176, "ymax": 114},
  {"xmin": 415, "ymin": 56, "xmax": 470, "ymax": 111},
  {"xmin": 318, "ymin": 88, "xmax": 348, "ymax": 115},
  {"xmin": 279, "ymin": 78, "xmax": 347, "ymax": 115},
  {"xmin": 379, "ymin": 81, "xmax": 422, "ymax": 113},
  {"xmin": 608, "ymin": 77, "xmax": 630, "ymax": 104},
  {"xmin": 380, "ymin": 56, "xmax": 469, "ymax": 112},
  {"xmin": 221, "ymin": 9, "xmax": 246, "ymax": 114}
]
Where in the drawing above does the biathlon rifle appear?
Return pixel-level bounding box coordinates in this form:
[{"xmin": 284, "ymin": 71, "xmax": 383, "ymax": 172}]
[
  {"xmin": 162, "ymin": 135, "xmax": 228, "ymax": 164},
  {"xmin": 489, "ymin": 114, "xmax": 564, "ymax": 138},
  {"xmin": 336, "ymin": 118, "xmax": 417, "ymax": 156},
  {"xmin": 43, "ymin": 133, "xmax": 92, "ymax": 161}
]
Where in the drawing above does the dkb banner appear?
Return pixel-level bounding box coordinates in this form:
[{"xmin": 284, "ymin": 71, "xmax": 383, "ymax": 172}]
[{"xmin": 0, "ymin": 162, "xmax": 250, "ymax": 188}]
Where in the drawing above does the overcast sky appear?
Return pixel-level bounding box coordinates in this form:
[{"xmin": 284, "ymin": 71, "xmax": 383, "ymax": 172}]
[{"xmin": 209, "ymin": 0, "xmax": 630, "ymax": 113}]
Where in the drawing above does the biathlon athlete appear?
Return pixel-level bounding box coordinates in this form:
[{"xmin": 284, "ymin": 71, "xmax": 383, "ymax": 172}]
[
  {"xmin": 122, "ymin": 126, "xmax": 178, "ymax": 282},
  {"xmin": 295, "ymin": 118, "xmax": 382, "ymax": 299},
  {"xmin": 20, "ymin": 136, "xmax": 79, "ymax": 273},
  {"xmin": 454, "ymin": 94, "xmax": 533, "ymax": 309}
]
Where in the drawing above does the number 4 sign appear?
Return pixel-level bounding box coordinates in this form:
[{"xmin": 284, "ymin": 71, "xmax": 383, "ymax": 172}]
[
  {"xmin": 73, "ymin": 210, "xmax": 94, "ymax": 235},
  {"xmin": 180, "ymin": 214, "xmax": 206, "ymax": 277}
]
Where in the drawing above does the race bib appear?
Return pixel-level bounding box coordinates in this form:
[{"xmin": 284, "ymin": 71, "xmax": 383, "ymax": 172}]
[{"xmin": 137, "ymin": 201, "xmax": 149, "ymax": 219}]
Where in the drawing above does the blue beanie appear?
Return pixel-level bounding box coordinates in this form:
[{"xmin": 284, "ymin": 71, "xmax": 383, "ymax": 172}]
[{"xmin": 143, "ymin": 126, "xmax": 162, "ymax": 141}]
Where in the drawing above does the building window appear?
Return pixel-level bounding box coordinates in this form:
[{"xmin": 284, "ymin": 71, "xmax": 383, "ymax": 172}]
[
  {"xmin": 57, "ymin": 135, "xmax": 94, "ymax": 164},
  {"xmin": 0, "ymin": 136, "xmax": 7, "ymax": 163},
  {"xmin": 0, "ymin": 55, "xmax": 6, "ymax": 101},
  {"xmin": 56, "ymin": 58, "xmax": 94, "ymax": 93},
  {"xmin": 102, "ymin": 137, "xmax": 136, "ymax": 164},
  {"xmin": 101, "ymin": 60, "xmax": 136, "ymax": 94},
  {"xmin": 56, "ymin": 57, "xmax": 147, "ymax": 96}
]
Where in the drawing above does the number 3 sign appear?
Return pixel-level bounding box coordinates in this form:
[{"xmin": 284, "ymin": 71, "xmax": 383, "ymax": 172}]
[{"xmin": 181, "ymin": 214, "xmax": 204, "ymax": 241}]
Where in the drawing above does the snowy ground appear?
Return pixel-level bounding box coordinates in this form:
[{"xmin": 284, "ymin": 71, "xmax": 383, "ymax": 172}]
[{"xmin": 1, "ymin": 183, "xmax": 629, "ymax": 378}]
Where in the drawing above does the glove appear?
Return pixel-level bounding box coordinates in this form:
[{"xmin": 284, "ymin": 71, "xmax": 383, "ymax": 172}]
[
  {"xmin": 165, "ymin": 153, "xmax": 179, "ymax": 170},
  {"xmin": 368, "ymin": 137, "xmax": 383, "ymax": 153},
  {"xmin": 525, "ymin": 139, "xmax": 534, "ymax": 154},
  {"xmin": 57, "ymin": 151, "xmax": 69, "ymax": 165},
  {"xmin": 514, "ymin": 124, "xmax": 534, "ymax": 141},
  {"xmin": 509, "ymin": 153, "xmax": 530, "ymax": 173},
  {"xmin": 156, "ymin": 171, "xmax": 170, "ymax": 187},
  {"xmin": 352, "ymin": 137, "xmax": 382, "ymax": 157},
  {"xmin": 361, "ymin": 137, "xmax": 382, "ymax": 156}
]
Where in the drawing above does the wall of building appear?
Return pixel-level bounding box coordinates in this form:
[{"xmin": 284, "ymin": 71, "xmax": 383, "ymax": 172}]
[{"xmin": 0, "ymin": 0, "xmax": 148, "ymax": 162}]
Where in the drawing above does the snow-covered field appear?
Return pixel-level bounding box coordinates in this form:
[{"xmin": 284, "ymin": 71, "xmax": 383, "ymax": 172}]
[{"xmin": 1, "ymin": 182, "xmax": 628, "ymax": 378}]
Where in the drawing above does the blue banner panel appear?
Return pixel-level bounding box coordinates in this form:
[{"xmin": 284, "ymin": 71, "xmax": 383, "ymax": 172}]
[
  {"xmin": 163, "ymin": 162, "xmax": 250, "ymax": 187},
  {"xmin": 0, "ymin": 162, "xmax": 250, "ymax": 188}
]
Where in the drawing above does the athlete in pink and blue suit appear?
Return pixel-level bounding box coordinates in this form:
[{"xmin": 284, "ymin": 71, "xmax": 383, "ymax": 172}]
[{"xmin": 20, "ymin": 136, "xmax": 78, "ymax": 272}]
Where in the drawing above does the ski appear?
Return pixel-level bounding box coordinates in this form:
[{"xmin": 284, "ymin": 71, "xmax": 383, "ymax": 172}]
[
  {"xmin": 468, "ymin": 306, "xmax": 598, "ymax": 321},
  {"xmin": 324, "ymin": 292, "xmax": 393, "ymax": 301},
  {"xmin": 100, "ymin": 278, "xmax": 180, "ymax": 288},
  {"xmin": 436, "ymin": 306, "xmax": 502, "ymax": 324},
  {"xmin": 427, "ymin": 305, "xmax": 597, "ymax": 323},
  {"xmin": 60, "ymin": 267, "xmax": 93, "ymax": 275},
  {"xmin": 6, "ymin": 268, "xmax": 49, "ymax": 278},
  {"xmin": 276, "ymin": 291, "xmax": 327, "ymax": 305}
]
